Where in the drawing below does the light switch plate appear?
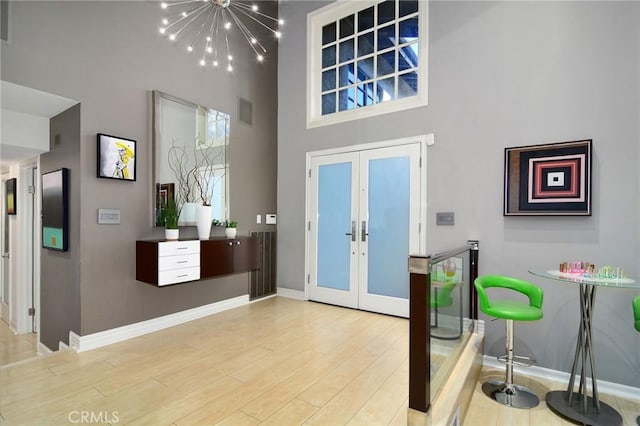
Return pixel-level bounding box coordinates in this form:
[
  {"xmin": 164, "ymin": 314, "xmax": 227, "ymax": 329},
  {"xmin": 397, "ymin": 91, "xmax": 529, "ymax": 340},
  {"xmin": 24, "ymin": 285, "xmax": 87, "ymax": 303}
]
[
  {"xmin": 98, "ymin": 208, "xmax": 121, "ymax": 224},
  {"xmin": 436, "ymin": 212, "xmax": 455, "ymax": 226},
  {"xmin": 256, "ymin": 214, "xmax": 262, "ymax": 224},
  {"xmin": 266, "ymin": 214, "xmax": 277, "ymax": 225}
]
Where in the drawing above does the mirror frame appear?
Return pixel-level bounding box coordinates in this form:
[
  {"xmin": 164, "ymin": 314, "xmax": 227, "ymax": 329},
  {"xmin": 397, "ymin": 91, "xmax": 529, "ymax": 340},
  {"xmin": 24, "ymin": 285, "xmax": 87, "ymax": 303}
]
[{"xmin": 151, "ymin": 90, "xmax": 230, "ymax": 227}]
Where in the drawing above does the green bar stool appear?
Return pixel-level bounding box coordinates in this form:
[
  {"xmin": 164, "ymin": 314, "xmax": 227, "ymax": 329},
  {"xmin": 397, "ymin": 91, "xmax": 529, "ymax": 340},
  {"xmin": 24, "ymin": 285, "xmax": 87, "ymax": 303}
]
[
  {"xmin": 430, "ymin": 275, "xmax": 462, "ymax": 340},
  {"xmin": 474, "ymin": 275, "xmax": 544, "ymax": 409},
  {"xmin": 634, "ymin": 295, "xmax": 640, "ymax": 333},
  {"xmin": 634, "ymin": 296, "xmax": 640, "ymax": 426}
]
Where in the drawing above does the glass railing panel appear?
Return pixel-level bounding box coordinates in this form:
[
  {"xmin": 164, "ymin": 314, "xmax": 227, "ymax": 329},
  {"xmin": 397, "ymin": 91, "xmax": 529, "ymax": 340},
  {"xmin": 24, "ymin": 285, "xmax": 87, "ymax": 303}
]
[{"xmin": 429, "ymin": 250, "xmax": 473, "ymax": 400}]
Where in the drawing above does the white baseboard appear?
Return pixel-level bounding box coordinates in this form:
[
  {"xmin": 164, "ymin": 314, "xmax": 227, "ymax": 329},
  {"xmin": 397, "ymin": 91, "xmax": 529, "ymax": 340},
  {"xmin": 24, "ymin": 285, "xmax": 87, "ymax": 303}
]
[
  {"xmin": 38, "ymin": 342, "xmax": 53, "ymax": 355},
  {"xmin": 58, "ymin": 341, "xmax": 69, "ymax": 351},
  {"xmin": 69, "ymin": 295, "xmax": 250, "ymax": 353},
  {"xmin": 483, "ymin": 355, "xmax": 640, "ymax": 402},
  {"xmin": 277, "ymin": 287, "xmax": 305, "ymax": 300}
]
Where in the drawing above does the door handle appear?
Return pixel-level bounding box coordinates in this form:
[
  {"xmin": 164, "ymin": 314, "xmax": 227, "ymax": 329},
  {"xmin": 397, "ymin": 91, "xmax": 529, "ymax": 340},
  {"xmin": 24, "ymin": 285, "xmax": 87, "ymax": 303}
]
[
  {"xmin": 344, "ymin": 221, "xmax": 356, "ymax": 242},
  {"xmin": 1, "ymin": 253, "xmax": 8, "ymax": 259},
  {"xmin": 361, "ymin": 221, "xmax": 368, "ymax": 242}
]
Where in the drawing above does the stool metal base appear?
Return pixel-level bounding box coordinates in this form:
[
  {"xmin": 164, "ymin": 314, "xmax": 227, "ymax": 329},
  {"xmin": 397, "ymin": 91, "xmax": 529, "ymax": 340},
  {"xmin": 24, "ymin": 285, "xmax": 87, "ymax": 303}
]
[{"xmin": 482, "ymin": 380, "xmax": 540, "ymax": 409}]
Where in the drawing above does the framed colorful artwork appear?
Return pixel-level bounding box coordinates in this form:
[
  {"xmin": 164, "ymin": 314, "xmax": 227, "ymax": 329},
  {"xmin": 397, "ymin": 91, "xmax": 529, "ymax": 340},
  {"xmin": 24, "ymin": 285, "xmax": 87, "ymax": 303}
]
[
  {"xmin": 97, "ymin": 133, "xmax": 137, "ymax": 181},
  {"xmin": 42, "ymin": 168, "xmax": 69, "ymax": 251},
  {"xmin": 504, "ymin": 140, "xmax": 592, "ymax": 216},
  {"xmin": 5, "ymin": 178, "xmax": 16, "ymax": 215}
]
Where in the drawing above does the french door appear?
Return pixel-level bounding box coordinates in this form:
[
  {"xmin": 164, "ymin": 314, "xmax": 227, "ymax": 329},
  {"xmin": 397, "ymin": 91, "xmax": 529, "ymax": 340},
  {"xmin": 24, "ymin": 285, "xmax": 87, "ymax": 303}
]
[{"xmin": 307, "ymin": 141, "xmax": 424, "ymax": 318}]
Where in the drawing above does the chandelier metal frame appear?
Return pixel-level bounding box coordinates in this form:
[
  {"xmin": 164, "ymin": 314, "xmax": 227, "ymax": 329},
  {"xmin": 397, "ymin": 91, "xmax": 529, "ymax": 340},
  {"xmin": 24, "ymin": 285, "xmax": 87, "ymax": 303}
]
[{"xmin": 159, "ymin": 0, "xmax": 282, "ymax": 72}]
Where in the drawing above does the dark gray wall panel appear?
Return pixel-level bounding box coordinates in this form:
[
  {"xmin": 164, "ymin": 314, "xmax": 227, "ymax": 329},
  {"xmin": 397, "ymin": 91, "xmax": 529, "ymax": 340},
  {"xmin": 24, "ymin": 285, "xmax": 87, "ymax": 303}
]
[{"xmin": 40, "ymin": 104, "xmax": 81, "ymax": 350}]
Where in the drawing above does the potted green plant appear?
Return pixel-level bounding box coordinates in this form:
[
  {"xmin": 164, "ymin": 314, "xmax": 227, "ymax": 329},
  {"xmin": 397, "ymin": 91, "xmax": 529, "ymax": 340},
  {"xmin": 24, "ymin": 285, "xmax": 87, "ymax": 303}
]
[
  {"xmin": 224, "ymin": 220, "xmax": 237, "ymax": 239},
  {"xmin": 162, "ymin": 196, "xmax": 180, "ymax": 240}
]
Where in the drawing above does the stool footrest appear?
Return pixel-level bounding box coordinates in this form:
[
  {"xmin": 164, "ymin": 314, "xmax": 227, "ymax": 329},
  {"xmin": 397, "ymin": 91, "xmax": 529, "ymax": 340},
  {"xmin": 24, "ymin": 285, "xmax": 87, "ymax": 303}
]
[{"xmin": 497, "ymin": 354, "xmax": 536, "ymax": 367}]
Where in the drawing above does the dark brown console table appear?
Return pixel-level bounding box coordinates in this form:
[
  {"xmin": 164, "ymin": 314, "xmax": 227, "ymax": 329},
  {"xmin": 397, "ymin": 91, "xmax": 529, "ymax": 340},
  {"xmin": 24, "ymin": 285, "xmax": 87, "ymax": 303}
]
[{"xmin": 136, "ymin": 237, "xmax": 259, "ymax": 286}]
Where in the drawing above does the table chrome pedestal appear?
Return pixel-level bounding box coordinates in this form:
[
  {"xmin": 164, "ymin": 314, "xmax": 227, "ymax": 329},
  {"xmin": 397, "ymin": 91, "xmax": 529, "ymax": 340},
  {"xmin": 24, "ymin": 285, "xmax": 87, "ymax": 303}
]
[{"xmin": 529, "ymin": 270, "xmax": 637, "ymax": 426}]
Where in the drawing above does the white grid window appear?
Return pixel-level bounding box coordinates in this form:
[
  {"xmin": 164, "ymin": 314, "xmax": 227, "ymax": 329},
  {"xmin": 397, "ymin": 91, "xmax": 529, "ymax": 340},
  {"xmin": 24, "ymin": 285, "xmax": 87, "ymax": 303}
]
[{"xmin": 307, "ymin": 0, "xmax": 428, "ymax": 128}]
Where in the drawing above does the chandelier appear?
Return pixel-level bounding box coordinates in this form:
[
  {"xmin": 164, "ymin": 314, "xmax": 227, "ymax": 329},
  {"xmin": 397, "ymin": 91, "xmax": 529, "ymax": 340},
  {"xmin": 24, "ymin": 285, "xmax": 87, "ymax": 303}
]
[{"xmin": 159, "ymin": 0, "xmax": 283, "ymax": 72}]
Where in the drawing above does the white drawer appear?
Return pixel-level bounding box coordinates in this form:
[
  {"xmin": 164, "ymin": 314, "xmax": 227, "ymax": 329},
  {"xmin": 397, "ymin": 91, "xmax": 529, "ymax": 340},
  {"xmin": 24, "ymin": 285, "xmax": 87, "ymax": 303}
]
[
  {"xmin": 158, "ymin": 253, "xmax": 200, "ymax": 272},
  {"xmin": 158, "ymin": 267, "xmax": 200, "ymax": 286},
  {"xmin": 158, "ymin": 240, "xmax": 200, "ymax": 257}
]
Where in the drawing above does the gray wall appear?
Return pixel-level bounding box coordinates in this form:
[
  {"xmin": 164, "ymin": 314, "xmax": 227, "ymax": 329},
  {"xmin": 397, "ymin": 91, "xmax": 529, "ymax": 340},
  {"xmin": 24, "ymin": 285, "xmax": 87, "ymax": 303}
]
[
  {"xmin": 2, "ymin": 1, "xmax": 277, "ymax": 337},
  {"xmin": 40, "ymin": 104, "xmax": 81, "ymax": 350},
  {"xmin": 277, "ymin": 1, "xmax": 640, "ymax": 387}
]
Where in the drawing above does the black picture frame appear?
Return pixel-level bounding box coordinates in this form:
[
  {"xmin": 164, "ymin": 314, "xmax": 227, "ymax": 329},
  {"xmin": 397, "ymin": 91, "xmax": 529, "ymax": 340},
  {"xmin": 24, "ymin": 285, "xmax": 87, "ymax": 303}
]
[
  {"xmin": 42, "ymin": 168, "xmax": 69, "ymax": 251},
  {"xmin": 504, "ymin": 139, "xmax": 592, "ymax": 216},
  {"xmin": 97, "ymin": 133, "xmax": 137, "ymax": 181},
  {"xmin": 5, "ymin": 178, "xmax": 16, "ymax": 215}
]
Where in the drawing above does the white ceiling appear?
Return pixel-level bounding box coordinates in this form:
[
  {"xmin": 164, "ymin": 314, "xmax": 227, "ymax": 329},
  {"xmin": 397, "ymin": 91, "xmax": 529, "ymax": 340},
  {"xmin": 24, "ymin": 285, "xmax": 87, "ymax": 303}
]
[
  {"xmin": 1, "ymin": 81, "xmax": 78, "ymax": 170},
  {"xmin": 1, "ymin": 80, "xmax": 77, "ymax": 118}
]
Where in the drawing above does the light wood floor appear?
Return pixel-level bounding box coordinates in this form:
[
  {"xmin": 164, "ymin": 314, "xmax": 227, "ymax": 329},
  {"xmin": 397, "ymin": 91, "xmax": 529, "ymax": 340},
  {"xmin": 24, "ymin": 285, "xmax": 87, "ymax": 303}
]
[
  {"xmin": 0, "ymin": 320, "xmax": 37, "ymax": 366},
  {"xmin": 0, "ymin": 297, "xmax": 638, "ymax": 425}
]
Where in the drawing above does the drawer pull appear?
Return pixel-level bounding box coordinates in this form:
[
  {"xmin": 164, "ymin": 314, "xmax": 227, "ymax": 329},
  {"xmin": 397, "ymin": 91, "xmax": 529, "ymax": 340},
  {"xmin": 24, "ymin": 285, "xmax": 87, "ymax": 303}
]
[
  {"xmin": 236, "ymin": 241, "xmax": 240, "ymax": 245},
  {"xmin": 176, "ymin": 274, "xmax": 189, "ymax": 278},
  {"xmin": 177, "ymin": 247, "xmax": 189, "ymax": 250},
  {"xmin": 176, "ymin": 261, "xmax": 188, "ymax": 264}
]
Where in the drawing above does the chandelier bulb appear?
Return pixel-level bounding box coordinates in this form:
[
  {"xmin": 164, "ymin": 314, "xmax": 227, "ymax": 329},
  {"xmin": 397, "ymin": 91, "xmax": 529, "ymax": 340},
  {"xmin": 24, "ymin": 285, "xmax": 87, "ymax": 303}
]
[{"xmin": 159, "ymin": 0, "xmax": 283, "ymax": 69}]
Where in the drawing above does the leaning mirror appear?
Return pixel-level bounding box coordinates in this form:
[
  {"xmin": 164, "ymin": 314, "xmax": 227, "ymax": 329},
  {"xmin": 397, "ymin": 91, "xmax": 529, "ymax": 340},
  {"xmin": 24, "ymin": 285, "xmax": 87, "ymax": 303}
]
[{"xmin": 152, "ymin": 90, "xmax": 229, "ymax": 227}]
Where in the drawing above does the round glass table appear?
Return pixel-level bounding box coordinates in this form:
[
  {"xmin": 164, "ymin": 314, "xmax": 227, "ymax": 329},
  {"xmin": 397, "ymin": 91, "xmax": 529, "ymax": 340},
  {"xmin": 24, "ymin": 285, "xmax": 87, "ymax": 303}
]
[{"xmin": 529, "ymin": 270, "xmax": 638, "ymax": 426}]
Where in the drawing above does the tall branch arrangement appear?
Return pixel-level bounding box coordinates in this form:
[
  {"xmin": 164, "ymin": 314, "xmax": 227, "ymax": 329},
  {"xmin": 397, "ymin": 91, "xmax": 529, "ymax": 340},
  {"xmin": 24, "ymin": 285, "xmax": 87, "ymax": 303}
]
[
  {"xmin": 167, "ymin": 140, "xmax": 195, "ymax": 206},
  {"xmin": 167, "ymin": 136, "xmax": 225, "ymax": 207}
]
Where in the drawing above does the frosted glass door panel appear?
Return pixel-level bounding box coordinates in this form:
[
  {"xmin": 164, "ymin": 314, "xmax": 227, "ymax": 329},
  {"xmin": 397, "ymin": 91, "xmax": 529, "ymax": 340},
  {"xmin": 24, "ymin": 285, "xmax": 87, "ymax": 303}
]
[
  {"xmin": 317, "ymin": 162, "xmax": 352, "ymax": 291},
  {"xmin": 367, "ymin": 157, "xmax": 410, "ymax": 298}
]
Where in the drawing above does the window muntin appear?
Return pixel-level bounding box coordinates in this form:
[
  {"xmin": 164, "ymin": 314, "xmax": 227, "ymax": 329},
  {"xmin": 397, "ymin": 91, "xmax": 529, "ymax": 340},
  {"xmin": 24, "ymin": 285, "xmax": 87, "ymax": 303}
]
[{"xmin": 311, "ymin": 0, "xmax": 425, "ymax": 127}]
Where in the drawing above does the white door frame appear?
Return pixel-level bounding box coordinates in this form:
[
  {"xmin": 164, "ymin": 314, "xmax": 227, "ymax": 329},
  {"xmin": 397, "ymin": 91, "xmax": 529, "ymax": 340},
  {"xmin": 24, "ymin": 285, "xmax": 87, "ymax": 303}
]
[
  {"xmin": 0, "ymin": 171, "xmax": 10, "ymax": 325},
  {"xmin": 1, "ymin": 159, "xmax": 41, "ymax": 335},
  {"xmin": 16, "ymin": 159, "xmax": 40, "ymax": 334},
  {"xmin": 304, "ymin": 134, "xmax": 429, "ymax": 303}
]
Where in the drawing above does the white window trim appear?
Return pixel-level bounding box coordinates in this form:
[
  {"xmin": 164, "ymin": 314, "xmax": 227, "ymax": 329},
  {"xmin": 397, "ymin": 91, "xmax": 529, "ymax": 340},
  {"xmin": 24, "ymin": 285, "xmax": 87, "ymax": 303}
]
[{"xmin": 306, "ymin": 0, "xmax": 429, "ymax": 129}]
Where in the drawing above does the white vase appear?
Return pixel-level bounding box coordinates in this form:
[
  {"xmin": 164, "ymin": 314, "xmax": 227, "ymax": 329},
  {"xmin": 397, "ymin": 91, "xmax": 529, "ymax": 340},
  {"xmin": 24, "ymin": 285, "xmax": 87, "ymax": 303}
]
[
  {"xmin": 196, "ymin": 205, "xmax": 212, "ymax": 240},
  {"xmin": 179, "ymin": 202, "xmax": 197, "ymax": 226},
  {"xmin": 225, "ymin": 227, "xmax": 237, "ymax": 239},
  {"xmin": 165, "ymin": 228, "xmax": 179, "ymax": 241}
]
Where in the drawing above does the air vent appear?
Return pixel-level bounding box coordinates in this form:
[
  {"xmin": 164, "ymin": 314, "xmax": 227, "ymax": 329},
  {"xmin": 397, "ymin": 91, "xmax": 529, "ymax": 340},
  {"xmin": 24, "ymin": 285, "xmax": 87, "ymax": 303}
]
[
  {"xmin": 53, "ymin": 134, "xmax": 61, "ymax": 147},
  {"xmin": 238, "ymin": 97, "xmax": 253, "ymax": 126},
  {"xmin": 0, "ymin": 1, "xmax": 9, "ymax": 42}
]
